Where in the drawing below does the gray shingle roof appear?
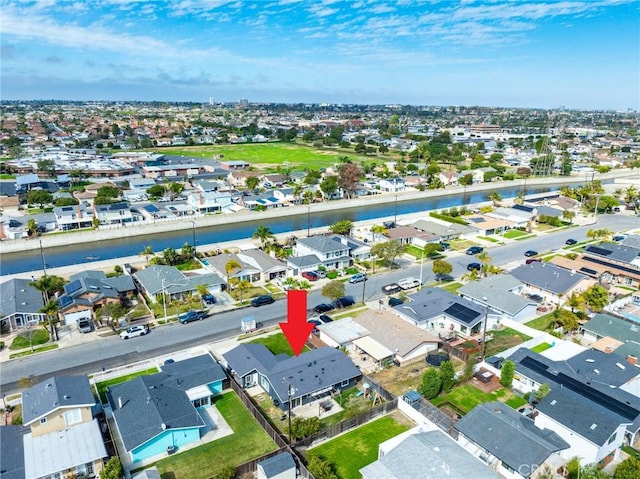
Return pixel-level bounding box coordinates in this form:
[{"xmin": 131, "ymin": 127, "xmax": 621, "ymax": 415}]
[
  {"xmin": 287, "ymin": 254, "xmax": 322, "ymax": 268},
  {"xmin": 398, "ymin": 288, "xmax": 485, "ymax": 328},
  {"xmin": 134, "ymin": 265, "xmax": 223, "ymax": 296},
  {"xmin": 296, "ymin": 235, "xmax": 349, "ymax": 254},
  {"xmin": 510, "ymin": 262, "xmax": 587, "ymax": 295},
  {"xmin": 458, "ymin": 277, "xmax": 531, "ymax": 317},
  {"xmin": 159, "ymin": 354, "xmax": 227, "ymax": 389},
  {"xmin": 455, "ymin": 402, "xmax": 569, "ymax": 478},
  {"xmin": 22, "ymin": 376, "xmax": 96, "ymax": 425},
  {"xmin": 109, "ymin": 375, "xmax": 205, "ymax": 452},
  {"xmin": 582, "ymin": 313, "xmax": 640, "ymax": 346},
  {"xmin": 360, "ymin": 429, "xmax": 501, "ymax": 479},
  {"xmin": 258, "ymin": 452, "xmax": 296, "ymax": 477},
  {"xmin": 0, "ymin": 278, "xmax": 45, "ymax": 317},
  {"xmin": 411, "ymin": 220, "xmax": 476, "ymax": 237},
  {"xmin": 0, "ymin": 425, "xmax": 28, "ymax": 479}
]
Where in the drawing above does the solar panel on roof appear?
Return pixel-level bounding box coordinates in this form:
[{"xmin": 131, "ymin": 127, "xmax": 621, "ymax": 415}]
[
  {"xmin": 144, "ymin": 204, "xmax": 159, "ymax": 213},
  {"xmin": 64, "ymin": 280, "xmax": 82, "ymax": 295},
  {"xmin": 444, "ymin": 303, "xmax": 480, "ymax": 325},
  {"xmin": 586, "ymin": 246, "xmax": 613, "ymax": 257},
  {"xmin": 58, "ymin": 295, "xmax": 73, "ymax": 308},
  {"xmin": 580, "ymin": 267, "xmax": 598, "ymax": 275},
  {"xmin": 584, "ymin": 256, "xmax": 640, "ymax": 277}
]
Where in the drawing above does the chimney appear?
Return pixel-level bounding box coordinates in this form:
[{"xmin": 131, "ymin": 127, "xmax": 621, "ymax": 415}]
[
  {"xmin": 199, "ymin": 192, "xmax": 203, "ymax": 205},
  {"xmin": 627, "ymin": 355, "xmax": 638, "ymax": 366},
  {"xmin": 117, "ymin": 397, "xmax": 123, "ymax": 408},
  {"xmin": 77, "ymin": 206, "xmax": 82, "ymax": 219}
]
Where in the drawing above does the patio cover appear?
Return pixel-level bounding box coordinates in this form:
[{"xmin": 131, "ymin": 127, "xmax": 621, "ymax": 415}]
[{"xmin": 353, "ymin": 336, "xmax": 394, "ymax": 361}]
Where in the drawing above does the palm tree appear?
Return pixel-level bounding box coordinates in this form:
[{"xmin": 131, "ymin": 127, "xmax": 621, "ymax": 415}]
[
  {"xmin": 27, "ymin": 219, "xmax": 38, "ymax": 237},
  {"xmin": 30, "ymin": 275, "xmax": 65, "ymax": 303},
  {"xmin": 488, "ymin": 192, "xmax": 502, "ymax": 207},
  {"xmin": 370, "ymin": 224, "xmax": 388, "ymax": 241},
  {"xmin": 625, "ymin": 185, "xmax": 638, "ymax": 211},
  {"xmin": 566, "ymin": 291, "xmax": 584, "ymax": 313},
  {"xmin": 293, "ymin": 184, "xmax": 303, "ymax": 205},
  {"xmin": 196, "ymin": 284, "xmax": 209, "ymax": 309},
  {"xmin": 477, "ymin": 251, "xmax": 492, "ymax": 278},
  {"xmin": 224, "ymin": 258, "xmax": 242, "ymax": 292},
  {"xmin": 39, "ymin": 299, "xmax": 59, "ymax": 341},
  {"xmin": 139, "ymin": 245, "xmax": 154, "ymax": 265},
  {"xmin": 514, "ymin": 192, "xmax": 525, "ymax": 205},
  {"xmin": 562, "ymin": 210, "xmax": 576, "ymax": 224},
  {"xmin": 235, "ymin": 280, "xmax": 251, "ymax": 304},
  {"xmin": 162, "ymin": 247, "xmax": 180, "ymax": 266},
  {"xmin": 462, "ymin": 268, "xmax": 481, "ymax": 282},
  {"xmin": 559, "ymin": 186, "xmax": 574, "ymax": 198},
  {"xmin": 253, "ymin": 225, "xmax": 275, "ymax": 248}
]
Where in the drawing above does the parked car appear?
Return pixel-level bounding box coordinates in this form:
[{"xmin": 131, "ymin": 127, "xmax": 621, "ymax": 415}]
[
  {"xmin": 565, "ymin": 238, "xmax": 577, "ymax": 245},
  {"xmin": 526, "ymin": 258, "xmax": 542, "ymax": 265},
  {"xmin": 524, "ymin": 250, "xmax": 538, "ymax": 257},
  {"xmin": 334, "ymin": 297, "xmax": 355, "ymax": 308},
  {"xmin": 381, "ymin": 283, "xmax": 402, "ymax": 295},
  {"xmin": 251, "ymin": 295, "xmax": 275, "ymax": 307},
  {"xmin": 528, "ymin": 294, "xmax": 544, "ymax": 303},
  {"xmin": 202, "ymin": 293, "xmax": 216, "ymax": 305},
  {"xmin": 439, "ymin": 242, "xmax": 451, "ymax": 250},
  {"xmin": 349, "ymin": 273, "xmax": 367, "ymax": 283},
  {"xmin": 613, "ymin": 235, "xmax": 626, "ymax": 242},
  {"xmin": 383, "ymin": 221, "xmax": 396, "ymax": 229},
  {"xmin": 78, "ymin": 319, "xmax": 93, "ymax": 333},
  {"xmin": 302, "ymin": 271, "xmax": 319, "ymax": 281},
  {"xmin": 178, "ymin": 310, "xmax": 208, "ymax": 324},
  {"xmin": 466, "ymin": 246, "xmax": 484, "ymax": 255},
  {"xmin": 318, "ymin": 314, "xmax": 333, "ymax": 323},
  {"xmin": 308, "ymin": 319, "xmax": 322, "ymax": 327},
  {"xmin": 315, "ymin": 269, "xmax": 327, "ymax": 279},
  {"xmin": 119, "ymin": 324, "xmax": 149, "ymax": 339},
  {"xmin": 388, "ymin": 297, "xmax": 404, "ymax": 307},
  {"xmin": 313, "ymin": 303, "xmax": 334, "ymax": 314},
  {"xmin": 467, "ymin": 262, "xmax": 481, "ymax": 271},
  {"xmin": 398, "ymin": 277, "xmax": 421, "ymax": 290}
]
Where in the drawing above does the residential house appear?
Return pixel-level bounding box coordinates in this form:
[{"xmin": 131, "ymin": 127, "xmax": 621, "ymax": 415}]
[
  {"xmin": 327, "ymin": 234, "xmax": 371, "ymax": 260},
  {"xmin": 456, "ymin": 402, "xmax": 569, "ymax": 479},
  {"xmin": 193, "ymin": 179, "xmax": 225, "ymax": 193},
  {"xmin": 227, "ymin": 170, "xmax": 259, "ymax": 188},
  {"xmin": 510, "ymin": 262, "xmax": 590, "ymax": 303},
  {"xmin": 360, "ymin": 427, "xmax": 501, "ymax": 479},
  {"xmin": 239, "ymin": 192, "xmax": 285, "ymax": 210},
  {"xmin": 317, "ymin": 318, "xmax": 370, "ymax": 350},
  {"xmin": 93, "ymin": 201, "xmax": 133, "ymax": 225},
  {"xmin": 288, "ymin": 171, "xmax": 306, "ymax": 185},
  {"xmin": 580, "ymin": 313, "xmax": 640, "ymax": 360},
  {"xmin": 465, "ymin": 214, "xmax": 517, "ymax": 236},
  {"xmin": 293, "ymin": 236, "xmax": 352, "ymax": 271},
  {"xmin": 581, "ymin": 243, "xmax": 640, "ymax": 288},
  {"xmin": 392, "ymin": 287, "xmax": 499, "ymax": 336},
  {"xmin": 0, "ymin": 278, "xmax": 46, "ymax": 331},
  {"xmin": 0, "ymin": 425, "xmax": 28, "ymax": 479},
  {"xmin": 220, "ymin": 160, "xmax": 250, "ymax": 170},
  {"xmin": 256, "ymin": 452, "xmax": 296, "ymax": 479},
  {"xmin": 203, "ymin": 250, "xmax": 289, "ymax": 285},
  {"xmin": 438, "ymin": 170, "xmax": 459, "ymax": 187},
  {"xmin": 57, "ymin": 271, "xmax": 137, "ymax": 325},
  {"xmin": 468, "ymin": 166, "xmax": 497, "ymax": 183},
  {"xmin": 15, "ymin": 173, "xmax": 42, "ymax": 193},
  {"xmin": 485, "ymin": 207, "xmax": 533, "ymax": 229},
  {"xmin": 508, "ymin": 348, "xmax": 640, "ymax": 465},
  {"xmin": 222, "ymin": 344, "xmax": 361, "ymax": 411},
  {"xmin": 260, "ymin": 174, "xmax": 287, "ymax": 188},
  {"xmin": 457, "ymin": 275, "xmax": 537, "ymax": 322},
  {"xmin": 378, "ymin": 178, "xmax": 406, "ymax": 192},
  {"xmin": 187, "ymin": 191, "xmax": 237, "ymax": 214},
  {"xmin": 411, "ymin": 219, "xmax": 478, "ymax": 240},
  {"xmin": 19, "ymin": 376, "xmax": 107, "ymax": 479},
  {"xmin": 384, "ymin": 225, "xmax": 440, "ymax": 247},
  {"xmin": 53, "ymin": 204, "xmax": 95, "ymax": 230},
  {"xmin": 108, "ymin": 354, "xmax": 227, "ymax": 463},
  {"xmin": 353, "ymin": 310, "xmax": 440, "ymax": 365},
  {"xmin": 134, "ymin": 265, "xmax": 225, "ymax": 301}
]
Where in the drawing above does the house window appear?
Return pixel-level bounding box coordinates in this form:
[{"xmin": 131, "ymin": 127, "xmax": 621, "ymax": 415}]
[
  {"xmin": 39, "ymin": 417, "xmax": 47, "ymax": 424},
  {"xmin": 341, "ymin": 379, "xmax": 349, "ymax": 387},
  {"xmin": 64, "ymin": 409, "xmax": 82, "ymax": 426},
  {"xmin": 608, "ymin": 433, "xmax": 617, "ymax": 445},
  {"xmin": 260, "ymin": 375, "xmax": 270, "ymax": 393}
]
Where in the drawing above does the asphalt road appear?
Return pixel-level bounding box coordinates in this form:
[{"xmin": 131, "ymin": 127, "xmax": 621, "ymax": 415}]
[{"xmin": 0, "ymin": 213, "xmax": 636, "ymax": 395}]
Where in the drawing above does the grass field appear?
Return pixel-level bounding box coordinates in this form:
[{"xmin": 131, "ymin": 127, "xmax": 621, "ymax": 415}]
[
  {"xmin": 10, "ymin": 328, "xmax": 50, "ymax": 350},
  {"xmin": 430, "ymin": 384, "xmax": 521, "ymax": 414},
  {"xmin": 249, "ymin": 332, "xmax": 309, "ymax": 356},
  {"xmin": 95, "ymin": 368, "xmax": 159, "ymax": 403},
  {"xmin": 503, "ymin": 229, "xmax": 528, "ymax": 239},
  {"xmin": 309, "ymin": 415, "xmax": 410, "ymax": 479},
  {"xmin": 439, "ymin": 282, "xmax": 463, "ymax": 293},
  {"xmin": 156, "ymin": 392, "xmax": 277, "ymax": 479},
  {"xmin": 525, "ymin": 312, "xmax": 555, "ymax": 331},
  {"xmin": 9, "ymin": 344, "xmax": 58, "ymax": 358},
  {"xmin": 531, "ymin": 342, "xmax": 552, "ymax": 353},
  {"xmin": 483, "ymin": 328, "xmax": 531, "ymax": 358},
  {"xmin": 153, "ymin": 143, "xmax": 373, "ymax": 170}
]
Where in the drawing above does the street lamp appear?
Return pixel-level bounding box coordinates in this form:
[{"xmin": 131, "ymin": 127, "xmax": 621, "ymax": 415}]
[
  {"xmin": 394, "ymin": 194, "xmax": 398, "ymax": 225},
  {"xmin": 161, "ymin": 277, "xmax": 167, "ymax": 322},
  {"xmin": 419, "ymin": 248, "xmax": 425, "ymax": 286},
  {"xmin": 307, "ymin": 201, "xmax": 311, "ymax": 237},
  {"xmin": 481, "ymin": 296, "xmax": 489, "ymax": 362},
  {"xmin": 39, "ymin": 240, "xmax": 47, "ymax": 277}
]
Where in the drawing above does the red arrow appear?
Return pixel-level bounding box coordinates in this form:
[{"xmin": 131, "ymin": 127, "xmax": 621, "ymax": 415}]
[{"xmin": 280, "ymin": 290, "xmax": 314, "ymax": 356}]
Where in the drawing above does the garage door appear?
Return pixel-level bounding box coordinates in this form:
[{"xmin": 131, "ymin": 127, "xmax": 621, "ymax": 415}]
[{"xmin": 63, "ymin": 310, "xmax": 92, "ymax": 325}]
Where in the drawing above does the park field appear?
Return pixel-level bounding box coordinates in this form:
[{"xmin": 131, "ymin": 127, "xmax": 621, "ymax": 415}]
[{"xmin": 152, "ymin": 142, "xmax": 382, "ymax": 169}]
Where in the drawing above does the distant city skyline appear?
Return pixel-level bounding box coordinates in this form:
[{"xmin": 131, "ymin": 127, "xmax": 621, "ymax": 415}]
[{"xmin": 1, "ymin": 0, "xmax": 638, "ymax": 110}]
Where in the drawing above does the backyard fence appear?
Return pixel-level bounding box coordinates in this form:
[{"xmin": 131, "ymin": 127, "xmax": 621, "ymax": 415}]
[
  {"xmin": 439, "ymin": 339, "xmax": 472, "ymax": 362},
  {"xmin": 413, "ymin": 397, "xmax": 459, "ymax": 439}
]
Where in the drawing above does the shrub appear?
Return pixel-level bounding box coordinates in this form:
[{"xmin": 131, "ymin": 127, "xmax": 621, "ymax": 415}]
[
  {"xmin": 326, "ymin": 271, "xmax": 339, "ymax": 279},
  {"xmin": 500, "ymin": 360, "xmax": 515, "ymax": 388}
]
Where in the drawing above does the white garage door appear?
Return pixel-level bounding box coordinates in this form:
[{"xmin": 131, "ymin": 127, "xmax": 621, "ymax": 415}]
[{"xmin": 63, "ymin": 310, "xmax": 92, "ymax": 325}]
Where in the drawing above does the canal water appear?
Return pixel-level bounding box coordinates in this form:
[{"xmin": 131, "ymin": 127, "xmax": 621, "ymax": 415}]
[{"xmin": 0, "ymin": 184, "xmax": 568, "ymax": 275}]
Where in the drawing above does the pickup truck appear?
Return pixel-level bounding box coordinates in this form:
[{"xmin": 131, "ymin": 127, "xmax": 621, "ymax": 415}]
[
  {"xmin": 398, "ymin": 277, "xmax": 421, "ymax": 290},
  {"xmin": 381, "ymin": 283, "xmax": 402, "ymax": 295},
  {"xmin": 178, "ymin": 310, "xmax": 208, "ymax": 324}
]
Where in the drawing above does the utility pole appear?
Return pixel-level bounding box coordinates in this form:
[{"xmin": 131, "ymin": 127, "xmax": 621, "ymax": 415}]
[
  {"xmin": 481, "ymin": 296, "xmax": 489, "ymax": 362},
  {"xmin": 39, "ymin": 240, "xmax": 47, "ymax": 277},
  {"xmin": 191, "ymin": 220, "xmax": 197, "ymax": 257}
]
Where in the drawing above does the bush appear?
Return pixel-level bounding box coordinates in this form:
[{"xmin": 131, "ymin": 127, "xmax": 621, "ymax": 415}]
[
  {"xmin": 345, "ymin": 267, "xmax": 359, "ymax": 275},
  {"xmin": 429, "ymin": 211, "xmax": 468, "ymax": 225},
  {"xmin": 326, "ymin": 271, "xmax": 339, "ymax": 279}
]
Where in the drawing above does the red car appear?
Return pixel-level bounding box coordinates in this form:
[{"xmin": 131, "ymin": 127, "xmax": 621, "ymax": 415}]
[{"xmin": 302, "ymin": 271, "xmax": 319, "ymax": 281}]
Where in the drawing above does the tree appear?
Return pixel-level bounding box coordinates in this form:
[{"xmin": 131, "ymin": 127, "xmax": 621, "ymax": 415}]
[
  {"xmin": 583, "ymin": 284, "xmax": 609, "ymax": 312},
  {"xmin": 162, "ymin": 247, "xmax": 180, "ymax": 266},
  {"xmin": 419, "ymin": 367, "xmax": 442, "ymax": 399},
  {"xmin": 181, "ymin": 242, "xmax": 195, "ymax": 259},
  {"xmin": 566, "ymin": 291, "xmax": 584, "ymax": 313},
  {"xmin": 234, "ymin": 279, "xmax": 251, "ymax": 303},
  {"xmin": 432, "ymin": 259, "xmax": 453, "ymax": 281},
  {"xmin": 488, "ymin": 191, "xmax": 502, "ymax": 206},
  {"xmin": 27, "ymin": 189, "xmax": 53, "ymax": 208},
  {"xmin": 329, "ymin": 220, "xmax": 353, "ymax": 236},
  {"xmin": 337, "ymin": 162, "xmax": 362, "ymax": 199},
  {"xmin": 146, "ymin": 184, "xmax": 165, "ymax": 198},
  {"xmin": 440, "ymin": 360, "xmax": 456, "ymax": 393},
  {"xmin": 459, "ymin": 173, "xmax": 474, "ymax": 195},
  {"xmin": 287, "ymin": 416, "xmax": 321, "ymax": 440},
  {"xmin": 100, "ymin": 457, "xmax": 124, "ymax": 479},
  {"xmin": 245, "ymin": 176, "xmax": 260, "ymax": 191},
  {"xmin": 307, "ymin": 455, "xmax": 337, "ymax": 479},
  {"xmin": 217, "ymin": 465, "xmax": 236, "ymax": 479},
  {"xmin": 477, "ymin": 251, "xmax": 493, "ymax": 277},
  {"xmin": 565, "ymin": 457, "xmax": 581, "ymax": 479},
  {"xmin": 319, "ymin": 175, "xmax": 338, "ymax": 198},
  {"xmin": 614, "ymin": 457, "xmax": 640, "ymax": 479},
  {"xmin": 39, "ymin": 299, "xmax": 59, "ymax": 341},
  {"xmin": 139, "ymin": 245, "xmax": 154, "ymax": 265},
  {"xmin": 253, "ymin": 224, "xmax": 275, "ymax": 248},
  {"xmin": 37, "ymin": 158, "xmax": 56, "ymax": 176},
  {"xmin": 322, "ymin": 280, "xmax": 345, "ymax": 304},
  {"xmin": 372, "ymin": 240, "xmax": 407, "ymax": 267},
  {"xmin": 224, "ymin": 258, "xmax": 242, "ymax": 291},
  {"xmin": 554, "ymin": 308, "xmax": 580, "ymax": 331},
  {"xmin": 500, "ymin": 360, "xmax": 515, "ymax": 387},
  {"xmin": 534, "ymin": 383, "xmax": 551, "ymax": 402},
  {"xmin": 29, "ymin": 275, "xmax": 64, "ymax": 302},
  {"xmin": 27, "ymin": 218, "xmax": 39, "ymax": 237},
  {"xmin": 99, "ymin": 302, "xmax": 127, "ymax": 331},
  {"xmin": 562, "ymin": 209, "xmax": 576, "ymax": 224},
  {"xmin": 370, "ymin": 224, "xmax": 388, "ymax": 241}
]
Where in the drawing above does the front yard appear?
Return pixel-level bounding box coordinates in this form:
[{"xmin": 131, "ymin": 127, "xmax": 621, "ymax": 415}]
[
  {"xmin": 308, "ymin": 413, "xmax": 412, "ymax": 479},
  {"xmin": 249, "ymin": 332, "xmax": 309, "ymax": 356},
  {"xmin": 155, "ymin": 391, "xmax": 278, "ymax": 479}
]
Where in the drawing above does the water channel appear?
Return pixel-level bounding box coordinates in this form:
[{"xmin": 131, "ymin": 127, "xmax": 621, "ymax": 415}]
[{"xmin": 1, "ymin": 184, "xmax": 574, "ymax": 275}]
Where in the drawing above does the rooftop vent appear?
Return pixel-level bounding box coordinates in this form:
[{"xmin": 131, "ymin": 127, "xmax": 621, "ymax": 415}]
[{"xmin": 615, "ymin": 362, "xmax": 626, "ymax": 370}]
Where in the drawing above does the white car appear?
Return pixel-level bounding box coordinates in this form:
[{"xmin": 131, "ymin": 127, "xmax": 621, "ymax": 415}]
[{"xmin": 119, "ymin": 325, "xmax": 149, "ymax": 339}]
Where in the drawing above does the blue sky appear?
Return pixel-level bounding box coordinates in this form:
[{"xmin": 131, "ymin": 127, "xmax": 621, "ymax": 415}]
[{"xmin": 2, "ymin": 0, "xmax": 638, "ymax": 109}]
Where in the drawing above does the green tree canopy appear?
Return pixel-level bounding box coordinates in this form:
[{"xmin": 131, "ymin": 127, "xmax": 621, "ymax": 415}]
[
  {"xmin": 432, "ymin": 259, "xmax": 453, "ymax": 281},
  {"xmin": 419, "ymin": 367, "xmax": 442, "ymax": 399},
  {"xmin": 500, "ymin": 360, "xmax": 515, "ymax": 388},
  {"xmin": 440, "ymin": 360, "xmax": 456, "ymax": 393},
  {"xmin": 329, "ymin": 220, "xmax": 353, "ymax": 236},
  {"xmin": 100, "ymin": 457, "xmax": 124, "ymax": 479},
  {"xmin": 321, "ymin": 280, "xmax": 346, "ymax": 304},
  {"xmin": 27, "ymin": 189, "xmax": 53, "ymax": 208},
  {"xmin": 614, "ymin": 457, "xmax": 640, "ymax": 479},
  {"xmin": 583, "ymin": 284, "xmax": 609, "ymax": 312}
]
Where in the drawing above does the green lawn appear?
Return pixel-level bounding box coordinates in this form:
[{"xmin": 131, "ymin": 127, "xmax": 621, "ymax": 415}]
[
  {"xmin": 9, "ymin": 344, "xmax": 58, "ymax": 358},
  {"xmin": 249, "ymin": 332, "xmax": 309, "ymax": 356},
  {"xmin": 94, "ymin": 368, "xmax": 159, "ymax": 403},
  {"xmin": 505, "ymin": 396, "xmax": 528, "ymax": 409},
  {"xmin": 309, "ymin": 415, "xmax": 410, "ymax": 479},
  {"xmin": 156, "ymin": 392, "xmax": 277, "ymax": 479},
  {"xmin": 10, "ymin": 327, "xmax": 50, "ymax": 350},
  {"xmin": 477, "ymin": 236, "xmax": 501, "ymax": 243},
  {"xmin": 525, "ymin": 312, "xmax": 555, "ymax": 331},
  {"xmin": 531, "ymin": 342, "xmax": 552, "ymax": 353},
  {"xmin": 439, "ymin": 282, "xmax": 463, "ymax": 293},
  {"xmin": 152, "ymin": 143, "xmax": 372, "ymax": 170},
  {"xmin": 503, "ymin": 229, "xmax": 528, "ymax": 239},
  {"xmin": 515, "ymin": 234, "xmax": 537, "ymax": 241},
  {"xmin": 483, "ymin": 328, "xmax": 531, "ymax": 358},
  {"xmin": 431, "ymin": 384, "xmax": 519, "ymax": 414}
]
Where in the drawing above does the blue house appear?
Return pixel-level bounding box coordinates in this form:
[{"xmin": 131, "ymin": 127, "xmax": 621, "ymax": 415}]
[{"xmin": 108, "ymin": 354, "xmax": 227, "ymax": 463}]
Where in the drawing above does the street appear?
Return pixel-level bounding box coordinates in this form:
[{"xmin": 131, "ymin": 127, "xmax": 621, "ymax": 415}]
[{"xmin": 0, "ymin": 213, "xmax": 636, "ymax": 395}]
